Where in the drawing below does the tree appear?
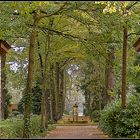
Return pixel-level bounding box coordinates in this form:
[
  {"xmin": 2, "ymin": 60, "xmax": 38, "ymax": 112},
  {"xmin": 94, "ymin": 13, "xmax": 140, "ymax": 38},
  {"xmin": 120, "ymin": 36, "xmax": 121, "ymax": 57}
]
[
  {"xmin": 0, "ymin": 2, "xmax": 140, "ymax": 138},
  {"xmin": 18, "ymin": 81, "xmax": 42, "ymax": 115}
]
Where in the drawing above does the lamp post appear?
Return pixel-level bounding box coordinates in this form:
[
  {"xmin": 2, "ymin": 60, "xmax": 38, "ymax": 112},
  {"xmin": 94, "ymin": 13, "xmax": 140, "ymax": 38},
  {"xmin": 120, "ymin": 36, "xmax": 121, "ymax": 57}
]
[{"xmin": 0, "ymin": 40, "xmax": 11, "ymax": 120}]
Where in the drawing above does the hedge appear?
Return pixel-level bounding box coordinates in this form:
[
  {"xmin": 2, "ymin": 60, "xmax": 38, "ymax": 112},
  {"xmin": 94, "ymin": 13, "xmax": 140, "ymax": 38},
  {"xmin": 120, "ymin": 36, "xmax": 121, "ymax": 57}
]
[
  {"xmin": 99, "ymin": 94, "xmax": 140, "ymax": 138},
  {"xmin": 0, "ymin": 115, "xmax": 56, "ymax": 138}
]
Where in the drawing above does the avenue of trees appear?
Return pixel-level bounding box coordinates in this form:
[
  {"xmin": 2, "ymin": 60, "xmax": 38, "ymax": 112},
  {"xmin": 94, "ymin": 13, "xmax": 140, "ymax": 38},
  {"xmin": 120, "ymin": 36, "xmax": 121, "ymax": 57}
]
[{"xmin": 0, "ymin": 1, "xmax": 140, "ymax": 138}]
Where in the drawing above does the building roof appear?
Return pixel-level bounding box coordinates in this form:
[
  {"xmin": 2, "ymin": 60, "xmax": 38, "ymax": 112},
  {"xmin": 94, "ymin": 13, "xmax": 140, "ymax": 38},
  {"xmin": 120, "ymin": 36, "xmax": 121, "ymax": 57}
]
[
  {"xmin": 0, "ymin": 40, "xmax": 11, "ymax": 54},
  {"xmin": 133, "ymin": 38, "xmax": 140, "ymax": 51}
]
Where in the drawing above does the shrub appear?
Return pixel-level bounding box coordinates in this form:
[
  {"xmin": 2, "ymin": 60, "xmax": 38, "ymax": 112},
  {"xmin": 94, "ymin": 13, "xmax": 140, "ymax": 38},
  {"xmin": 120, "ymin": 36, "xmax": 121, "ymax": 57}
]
[
  {"xmin": 4, "ymin": 93, "xmax": 12, "ymax": 119},
  {"xmin": 91, "ymin": 110, "xmax": 101, "ymax": 122},
  {"xmin": 18, "ymin": 85, "xmax": 42, "ymax": 115},
  {"xmin": 0, "ymin": 118, "xmax": 23, "ymax": 138},
  {"xmin": 11, "ymin": 110, "xmax": 20, "ymax": 116},
  {"xmin": 0, "ymin": 115, "xmax": 56, "ymax": 138},
  {"xmin": 63, "ymin": 110, "xmax": 69, "ymax": 115},
  {"xmin": 99, "ymin": 94, "xmax": 140, "ymax": 138}
]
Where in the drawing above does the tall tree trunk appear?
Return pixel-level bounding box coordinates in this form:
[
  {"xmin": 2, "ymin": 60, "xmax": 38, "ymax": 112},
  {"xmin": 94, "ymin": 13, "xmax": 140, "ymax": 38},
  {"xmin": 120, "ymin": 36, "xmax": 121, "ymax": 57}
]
[
  {"xmin": 41, "ymin": 18, "xmax": 53, "ymax": 131},
  {"xmin": 40, "ymin": 36, "xmax": 49, "ymax": 131},
  {"xmin": 121, "ymin": 25, "xmax": 128, "ymax": 111},
  {"xmin": 49, "ymin": 64, "xmax": 54, "ymax": 123},
  {"xmin": 84, "ymin": 91, "xmax": 91, "ymax": 116},
  {"xmin": 0, "ymin": 55, "xmax": 1, "ymax": 120},
  {"xmin": 37, "ymin": 40, "xmax": 44, "ymax": 78},
  {"xmin": 99, "ymin": 91, "xmax": 102, "ymax": 114},
  {"xmin": 63, "ymin": 69, "xmax": 67, "ymax": 113},
  {"xmin": 55, "ymin": 62, "xmax": 60, "ymax": 120},
  {"xmin": 51, "ymin": 64, "xmax": 57, "ymax": 121},
  {"xmin": 0, "ymin": 54, "xmax": 6, "ymax": 120},
  {"xmin": 49, "ymin": 93, "xmax": 53, "ymax": 123},
  {"xmin": 105, "ymin": 48, "xmax": 115, "ymax": 104},
  {"xmin": 60, "ymin": 69, "xmax": 64, "ymax": 117},
  {"xmin": 23, "ymin": 12, "xmax": 38, "ymax": 138}
]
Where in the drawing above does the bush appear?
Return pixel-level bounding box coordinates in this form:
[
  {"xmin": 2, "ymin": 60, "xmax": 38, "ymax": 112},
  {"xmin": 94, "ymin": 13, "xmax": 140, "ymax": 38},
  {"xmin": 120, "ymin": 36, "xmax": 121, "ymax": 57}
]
[
  {"xmin": 91, "ymin": 110, "xmax": 101, "ymax": 122},
  {"xmin": 99, "ymin": 94, "xmax": 140, "ymax": 138},
  {"xmin": 4, "ymin": 93, "xmax": 12, "ymax": 119},
  {"xmin": 0, "ymin": 115, "xmax": 56, "ymax": 138},
  {"xmin": 11, "ymin": 110, "xmax": 20, "ymax": 116},
  {"xmin": 63, "ymin": 110, "xmax": 69, "ymax": 115},
  {"xmin": 18, "ymin": 84, "xmax": 42, "ymax": 115}
]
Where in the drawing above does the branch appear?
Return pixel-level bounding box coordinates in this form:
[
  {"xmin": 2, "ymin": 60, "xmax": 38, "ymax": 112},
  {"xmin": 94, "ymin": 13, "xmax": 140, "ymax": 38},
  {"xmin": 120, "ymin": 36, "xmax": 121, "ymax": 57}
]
[
  {"xmin": 37, "ymin": 25, "xmax": 82, "ymax": 41},
  {"xmin": 59, "ymin": 58, "xmax": 75, "ymax": 69},
  {"xmin": 127, "ymin": 32, "xmax": 140, "ymax": 37},
  {"xmin": 38, "ymin": 2, "xmax": 68, "ymax": 20},
  {"xmin": 40, "ymin": 26, "xmax": 120, "ymax": 44},
  {"xmin": 27, "ymin": 24, "xmax": 119, "ymax": 67},
  {"xmin": 126, "ymin": 1, "xmax": 139, "ymax": 11},
  {"xmin": 39, "ymin": 25, "xmax": 118, "ymax": 66},
  {"xmin": 65, "ymin": 14, "xmax": 89, "ymax": 26},
  {"xmin": 37, "ymin": 40, "xmax": 44, "ymax": 78}
]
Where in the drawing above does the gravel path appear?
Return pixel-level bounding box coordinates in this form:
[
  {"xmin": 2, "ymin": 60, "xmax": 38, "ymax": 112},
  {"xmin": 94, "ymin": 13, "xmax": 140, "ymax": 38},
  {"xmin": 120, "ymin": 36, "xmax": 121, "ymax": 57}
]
[{"xmin": 45, "ymin": 125, "xmax": 109, "ymax": 139}]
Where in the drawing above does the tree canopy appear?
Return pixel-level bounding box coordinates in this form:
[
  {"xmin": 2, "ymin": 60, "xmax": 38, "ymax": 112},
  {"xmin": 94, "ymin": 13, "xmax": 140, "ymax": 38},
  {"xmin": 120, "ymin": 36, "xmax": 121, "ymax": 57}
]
[{"xmin": 0, "ymin": 1, "xmax": 140, "ymax": 138}]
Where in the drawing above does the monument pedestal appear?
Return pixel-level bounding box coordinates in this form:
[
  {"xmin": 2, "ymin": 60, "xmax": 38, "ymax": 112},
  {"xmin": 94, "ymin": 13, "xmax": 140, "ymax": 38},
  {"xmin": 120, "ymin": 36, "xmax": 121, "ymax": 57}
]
[{"xmin": 72, "ymin": 103, "xmax": 78, "ymax": 122}]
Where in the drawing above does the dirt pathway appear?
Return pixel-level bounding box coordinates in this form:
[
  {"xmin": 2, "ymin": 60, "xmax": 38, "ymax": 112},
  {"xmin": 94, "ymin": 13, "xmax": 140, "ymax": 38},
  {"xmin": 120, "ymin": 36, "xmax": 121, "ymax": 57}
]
[{"xmin": 45, "ymin": 125, "xmax": 109, "ymax": 139}]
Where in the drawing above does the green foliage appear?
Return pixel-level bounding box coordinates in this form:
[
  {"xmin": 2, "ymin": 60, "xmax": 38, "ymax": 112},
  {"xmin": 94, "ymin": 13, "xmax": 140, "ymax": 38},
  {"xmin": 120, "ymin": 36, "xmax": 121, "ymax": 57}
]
[
  {"xmin": 32, "ymin": 84, "xmax": 42, "ymax": 115},
  {"xmin": 10, "ymin": 110, "xmax": 20, "ymax": 117},
  {"xmin": 18, "ymin": 83, "xmax": 42, "ymax": 114},
  {"xmin": 132, "ymin": 54, "xmax": 140, "ymax": 93},
  {"xmin": 91, "ymin": 110, "xmax": 101, "ymax": 122},
  {"xmin": 63, "ymin": 110, "xmax": 69, "ymax": 115},
  {"xmin": 0, "ymin": 1, "xmax": 140, "ymax": 138},
  {"xmin": 17, "ymin": 98, "xmax": 24, "ymax": 114},
  {"xmin": 4, "ymin": 93, "xmax": 12, "ymax": 119},
  {"xmin": 99, "ymin": 94, "xmax": 140, "ymax": 138},
  {"xmin": 0, "ymin": 115, "xmax": 56, "ymax": 138}
]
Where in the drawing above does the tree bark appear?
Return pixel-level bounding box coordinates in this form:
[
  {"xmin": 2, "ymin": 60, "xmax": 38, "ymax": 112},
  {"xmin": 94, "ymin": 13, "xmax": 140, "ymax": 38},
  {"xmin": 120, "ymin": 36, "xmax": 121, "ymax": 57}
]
[
  {"xmin": 41, "ymin": 18, "xmax": 54, "ymax": 131},
  {"xmin": 49, "ymin": 64, "xmax": 54, "ymax": 123},
  {"xmin": 60, "ymin": 69, "xmax": 64, "ymax": 117},
  {"xmin": 55, "ymin": 62, "xmax": 60, "ymax": 119},
  {"xmin": 121, "ymin": 25, "xmax": 128, "ymax": 111},
  {"xmin": 0, "ymin": 54, "xmax": 6, "ymax": 120},
  {"xmin": 63, "ymin": 69, "xmax": 67, "ymax": 114},
  {"xmin": 64, "ymin": 70, "xmax": 67, "ymax": 112},
  {"xmin": 23, "ymin": 12, "xmax": 38, "ymax": 138},
  {"xmin": 0, "ymin": 55, "xmax": 1, "ymax": 120},
  {"xmin": 105, "ymin": 48, "xmax": 115, "ymax": 104},
  {"xmin": 51, "ymin": 64, "xmax": 57, "ymax": 121},
  {"xmin": 37, "ymin": 40, "xmax": 44, "ymax": 78},
  {"xmin": 40, "ymin": 35, "xmax": 49, "ymax": 131}
]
